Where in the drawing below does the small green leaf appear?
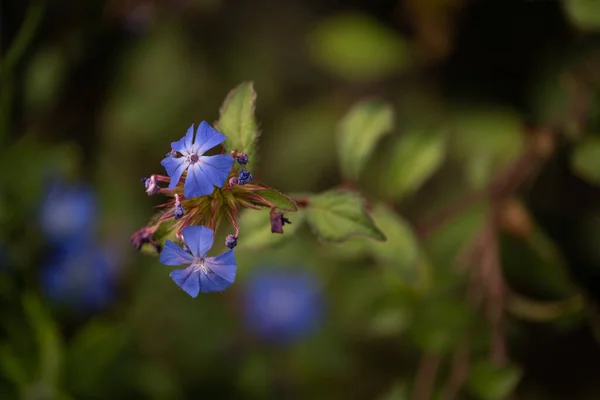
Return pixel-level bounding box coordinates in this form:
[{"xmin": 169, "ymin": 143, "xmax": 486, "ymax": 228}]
[
  {"xmin": 337, "ymin": 100, "xmax": 394, "ymax": 180},
  {"xmin": 237, "ymin": 208, "xmax": 305, "ymax": 250},
  {"xmin": 217, "ymin": 82, "xmax": 259, "ymax": 168},
  {"xmin": 367, "ymin": 204, "xmax": 419, "ymax": 281},
  {"xmin": 466, "ymin": 361, "xmax": 522, "ymax": 400},
  {"xmin": 253, "ymin": 189, "xmax": 298, "ymax": 212},
  {"xmin": 384, "ymin": 130, "xmax": 446, "ymax": 199},
  {"xmin": 572, "ymin": 137, "xmax": 600, "ymax": 185},
  {"xmin": 305, "ymin": 190, "xmax": 385, "ymax": 242}
]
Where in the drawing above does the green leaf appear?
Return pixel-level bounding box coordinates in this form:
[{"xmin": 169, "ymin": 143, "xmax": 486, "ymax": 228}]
[
  {"xmin": 237, "ymin": 208, "xmax": 305, "ymax": 250},
  {"xmin": 253, "ymin": 189, "xmax": 298, "ymax": 212},
  {"xmin": 217, "ymin": 82, "xmax": 259, "ymax": 168},
  {"xmin": 305, "ymin": 190, "xmax": 385, "ymax": 242},
  {"xmin": 564, "ymin": 0, "xmax": 600, "ymax": 32},
  {"xmin": 337, "ymin": 100, "xmax": 394, "ymax": 180},
  {"xmin": 572, "ymin": 137, "xmax": 600, "ymax": 185},
  {"xmin": 307, "ymin": 12, "xmax": 411, "ymax": 82},
  {"xmin": 367, "ymin": 204, "xmax": 419, "ymax": 281},
  {"xmin": 466, "ymin": 361, "xmax": 522, "ymax": 400},
  {"xmin": 384, "ymin": 130, "xmax": 446, "ymax": 199}
]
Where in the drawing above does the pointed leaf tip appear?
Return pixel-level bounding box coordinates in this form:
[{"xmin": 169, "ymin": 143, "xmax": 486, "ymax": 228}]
[
  {"xmin": 217, "ymin": 82, "xmax": 260, "ymax": 169},
  {"xmin": 337, "ymin": 100, "xmax": 394, "ymax": 180},
  {"xmin": 305, "ymin": 190, "xmax": 385, "ymax": 242}
]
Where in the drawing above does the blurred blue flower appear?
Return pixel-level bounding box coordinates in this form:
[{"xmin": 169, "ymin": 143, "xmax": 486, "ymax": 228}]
[
  {"xmin": 40, "ymin": 242, "xmax": 117, "ymax": 312},
  {"xmin": 160, "ymin": 226, "xmax": 237, "ymax": 297},
  {"xmin": 243, "ymin": 268, "xmax": 323, "ymax": 344},
  {"xmin": 39, "ymin": 180, "xmax": 97, "ymax": 246},
  {"xmin": 161, "ymin": 122, "xmax": 234, "ymax": 198}
]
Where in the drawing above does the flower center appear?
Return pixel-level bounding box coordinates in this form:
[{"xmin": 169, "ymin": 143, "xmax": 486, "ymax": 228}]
[
  {"xmin": 192, "ymin": 258, "xmax": 208, "ymax": 273},
  {"xmin": 189, "ymin": 153, "xmax": 199, "ymax": 164}
]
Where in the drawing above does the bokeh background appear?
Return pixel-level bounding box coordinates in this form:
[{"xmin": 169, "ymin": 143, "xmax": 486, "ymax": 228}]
[{"xmin": 3, "ymin": 0, "xmax": 600, "ymax": 399}]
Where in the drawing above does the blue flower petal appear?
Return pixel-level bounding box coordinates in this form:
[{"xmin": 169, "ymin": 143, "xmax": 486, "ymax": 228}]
[
  {"xmin": 183, "ymin": 163, "xmax": 216, "ymax": 197},
  {"xmin": 198, "ymin": 154, "xmax": 235, "ymax": 187},
  {"xmin": 161, "ymin": 156, "xmax": 189, "ymax": 190},
  {"xmin": 205, "ymin": 249, "xmax": 237, "ymax": 283},
  {"xmin": 170, "ymin": 265, "xmax": 200, "ymax": 297},
  {"xmin": 170, "ymin": 124, "xmax": 195, "ymax": 154},
  {"xmin": 159, "ymin": 240, "xmax": 194, "ymax": 266},
  {"xmin": 194, "ymin": 121, "xmax": 227, "ymax": 155},
  {"xmin": 197, "ymin": 271, "xmax": 227, "ymax": 293},
  {"xmin": 181, "ymin": 226, "xmax": 214, "ymax": 258}
]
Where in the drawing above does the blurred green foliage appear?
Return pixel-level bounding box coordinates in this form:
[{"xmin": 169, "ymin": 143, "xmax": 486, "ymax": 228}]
[{"xmin": 2, "ymin": 1, "xmax": 600, "ymax": 400}]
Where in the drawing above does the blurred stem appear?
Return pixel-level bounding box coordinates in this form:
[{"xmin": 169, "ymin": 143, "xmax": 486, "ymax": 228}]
[
  {"xmin": 411, "ymin": 352, "xmax": 441, "ymax": 400},
  {"xmin": 440, "ymin": 342, "xmax": 469, "ymax": 400},
  {"xmin": 0, "ymin": 1, "xmax": 45, "ymax": 142},
  {"xmin": 0, "ymin": 1, "xmax": 45, "ymax": 80}
]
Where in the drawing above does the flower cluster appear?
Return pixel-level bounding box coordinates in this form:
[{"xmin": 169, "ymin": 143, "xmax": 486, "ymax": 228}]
[{"xmin": 131, "ymin": 121, "xmax": 296, "ymax": 297}]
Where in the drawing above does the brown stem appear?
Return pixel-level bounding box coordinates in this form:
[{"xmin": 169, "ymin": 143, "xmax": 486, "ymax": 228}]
[
  {"xmin": 440, "ymin": 342, "xmax": 470, "ymax": 400},
  {"xmin": 411, "ymin": 353, "xmax": 441, "ymax": 400}
]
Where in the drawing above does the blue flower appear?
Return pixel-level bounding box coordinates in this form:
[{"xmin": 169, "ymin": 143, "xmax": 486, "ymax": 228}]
[
  {"xmin": 160, "ymin": 226, "xmax": 237, "ymax": 297},
  {"xmin": 243, "ymin": 268, "xmax": 323, "ymax": 344},
  {"xmin": 40, "ymin": 242, "xmax": 117, "ymax": 312},
  {"xmin": 39, "ymin": 180, "xmax": 97, "ymax": 246},
  {"xmin": 161, "ymin": 122, "xmax": 234, "ymax": 198}
]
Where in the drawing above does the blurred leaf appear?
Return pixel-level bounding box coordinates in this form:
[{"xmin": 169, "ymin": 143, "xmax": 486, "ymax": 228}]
[
  {"xmin": 571, "ymin": 136, "xmax": 600, "ymax": 184},
  {"xmin": 384, "ymin": 130, "xmax": 446, "ymax": 199},
  {"xmin": 218, "ymin": 82, "xmax": 259, "ymax": 168},
  {"xmin": 0, "ymin": 345, "xmax": 28, "ymax": 389},
  {"xmin": 305, "ymin": 190, "xmax": 385, "ymax": 242},
  {"xmin": 410, "ymin": 300, "xmax": 470, "ymax": 354},
  {"xmin": 237, "ymin": 208, "xmax": 305, "ymax": 250},
  {"xmin": 367, "ymin": 204, "xmax": 419, "ymax": 281},
  {"xmin": 102, "ymin": 23, "xmax": 202, "ymax": 147},
  {"xmin": 564, "ymin": 0, "xmax": 600, "ymax": 31},
  {"xmin": 130, "ymin": 362, "xmax": 184, "ymax": 400},
  {"xmin": 24, "ymin": 45, "xmax": 65, "ymax": 111},
  {"xmin": 22, "ymin": 292, "xmax": 62, "ymax": 393},
  {"xmin": 501, "ymin": 227, "xmax": 579, "ymax": 299},
  {"xmin": 369, "ymin": 308, "xmax": 411, "ymax": 337},
  {"xmin": 378, "ymin": 383, "xmax": 409, "ymax": 400},
  {"xmin": 65, "ymin": 319, "xmax": 129, "ymax": 395},
  {"xmin": 253, "ymin": 188, "xmax": 298, "ymax": 212},
  {"xmin": 466, "ymin": 361, "xmax": 522, "ymax": 400},
  {"xmin": 450, "ymin": 108, "xmax": 524, "ymax": 188},
  {"xmin": 337, "ymin": 100, "xmax": 394, "ymax": 180},
  {"xmin": 308, "ymin": 12, "xmax": 411, "ymax": 82}
]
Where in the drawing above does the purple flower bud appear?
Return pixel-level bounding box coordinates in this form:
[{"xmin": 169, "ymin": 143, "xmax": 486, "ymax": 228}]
[
  {"xmin": 225, "ymin": 234, "xmax": 238, "ymax": 249},
  {"xmin": 238, "ymin": 170, "xmax": 253, "ymax": 185},
  {"xmin": 130, "ymin": 227, "xmax": 160, "ymax": 252},
  {"xmin": 270, "ymin": 212, "xmax": 291, "ymax": 234},
  {"xmin": 142, "ymin": 175, "xmax": 159, "ymax": 196},
  {"xmin": 236, "ymin": 153, "xmax": 249, "ymax": 165},
  {"xmin": 173, "ymin": 204, "xmax": 184, "ymax": 219},
  {"xmin": 229, "ymin": 177, "xmax": 239, "ymax": 186}
]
